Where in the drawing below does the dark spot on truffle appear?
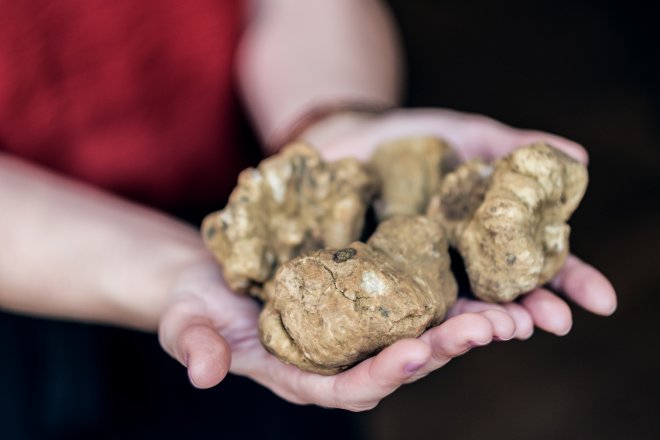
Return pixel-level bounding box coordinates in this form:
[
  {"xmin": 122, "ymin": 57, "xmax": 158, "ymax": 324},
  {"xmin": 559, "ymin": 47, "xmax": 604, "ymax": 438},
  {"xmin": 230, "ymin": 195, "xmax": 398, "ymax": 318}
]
[
  {"xmin": 206, "ymin": 226, "xmax": 216, "ymax": 240},
  {"xmin": 378, "ymin": 307, "xmax": 390, "ymax": 318},
  {"xmin": 506, "ymin": 254, "xmax": 517, "ymax": 265},
  {"xmin": 333, "ymin": 247, "xmax": 357, "ymax": 263},
  {"xmin": 560, "ymin": 194, "xmax": 567, "ymax": 204},
  {"xmin": 441, "ymin": 177, "xmax": 489, "ymax": 221}
]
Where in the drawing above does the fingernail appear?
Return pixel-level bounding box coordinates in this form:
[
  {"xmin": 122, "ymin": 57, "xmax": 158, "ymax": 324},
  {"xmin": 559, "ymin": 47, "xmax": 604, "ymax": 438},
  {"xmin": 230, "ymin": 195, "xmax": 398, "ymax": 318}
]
[{"xmin": 404, "ymin": 362, "xmax": 424, "ymax": 375}]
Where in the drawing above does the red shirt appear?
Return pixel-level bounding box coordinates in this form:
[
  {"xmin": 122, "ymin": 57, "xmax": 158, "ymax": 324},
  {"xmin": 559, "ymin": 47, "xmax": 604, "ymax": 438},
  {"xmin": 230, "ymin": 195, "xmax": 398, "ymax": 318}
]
[{"xmin": 0, "ymin": 0, "xmax": 247, "ymax": 209}]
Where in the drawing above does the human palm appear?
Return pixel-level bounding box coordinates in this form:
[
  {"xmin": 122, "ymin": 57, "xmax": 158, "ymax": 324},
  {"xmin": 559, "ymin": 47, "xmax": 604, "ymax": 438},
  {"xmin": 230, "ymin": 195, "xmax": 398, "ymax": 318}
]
[
  {"xmin": 159, "ymin": 257, "xmax": 517, "ymax": 411},
  {"xmin": 159, "ymin": 108, "xmax": 616, "ymax": 411}
]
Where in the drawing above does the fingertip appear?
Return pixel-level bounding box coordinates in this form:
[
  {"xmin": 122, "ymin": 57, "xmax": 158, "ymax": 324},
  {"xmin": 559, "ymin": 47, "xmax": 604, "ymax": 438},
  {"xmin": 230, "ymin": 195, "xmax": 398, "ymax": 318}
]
[
  {"xmin": 503, "ymin": 302, "xmax": 535, "ymax": 340},
  {"xmin": 549, "ymin": 137, "xmax": 589, "ymax": 165},
  {"xmin": 463, "ymin": 313, "xmax": 494, "ymax": 347},
  {"xmin": 550, "ymin": 310, "xmax": 572, "ymax": 337},
  {"xmin": 517, "ymin": 131, "xmax": 589, "ymax": 165},
  {"xmin": 604, "ymin": 298, "xmax": 618, "ymax": 316},
  {"xmin": 480, "ymin": 309, "xmax": 516, "ymax": 341},
  {"xmin": 180, "ymin": 325, "xmax": 231, "ymax": 389},
  {"xmin": 548, "ymin": 136, "xmax": 589, "ymax": 165},
  {"xmin": 520, "ymin": 327, "xmax": 534, "ymax": 340},
  {"xmin": 562, "ymin": 140, "xmax": 589, "ymax": 165},
  {"xmin": 554, "ymin": 256, "xmax": 618, "ymax": 316},
  {"xmin": 430, "ymin": 313, "xmax": 494, "ymax": 354},
  {"xmin": 521, "ymin": 289, "xmax": 573, "ymax": 336},
  {"xmin": 555, "ymin": 320, "xmax": 573, "ymax": 337},
  {"xmin": 447, "ymin": 303, "xmax": 516, "ymax": 341},
  {"xmin": 589, "ymin": 276, "xmax": 618, "ymax": 317}
]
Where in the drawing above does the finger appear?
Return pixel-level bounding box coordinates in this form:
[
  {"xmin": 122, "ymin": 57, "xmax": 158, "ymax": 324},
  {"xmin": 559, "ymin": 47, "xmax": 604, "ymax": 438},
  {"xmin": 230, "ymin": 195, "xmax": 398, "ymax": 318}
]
[
  {"xmin": 502, "ymin": 301, "xmax": 535, "ymax": 339},
  {"xmin": 508, "ymin": 129, "xmax": 589, "ymax": 164},
  {"xmin": 520, "ymin": 288, "xmax": 573, "ymax": 336},
  {"xmin": 158, "ymin": 299, "xmax": 233, "ymax": 389},
  {"xmin": 550, "ymin": 254, "xmax": 617, "ymax": 316},
  {"xmin": 455, "ymin": 114, "xmax": 589, "ymax": 164},
  {"xmin": 447, "ymin": 297, "xmax": 510, "ymax": 318},
  {"xmin": 480, "ymin": 309, "xmax": 517, "ymax": 342},
  {"xmin": 178, "ymin": 324, "xmax": 232, "ymax": 389},
  {"xmin": 407, "ymin": 312, "xmax": 501, "ymax": 381},
  {"xmin": 447, "ymin": 298, "xmax": 522, "ymax": 340},
  {"xmin": 310, "ymin": 338, "xmax": 432, "ymax": 411},
  {"xmin": 448, "ymin": 298, "xmax": 532, "ymax": 340}
]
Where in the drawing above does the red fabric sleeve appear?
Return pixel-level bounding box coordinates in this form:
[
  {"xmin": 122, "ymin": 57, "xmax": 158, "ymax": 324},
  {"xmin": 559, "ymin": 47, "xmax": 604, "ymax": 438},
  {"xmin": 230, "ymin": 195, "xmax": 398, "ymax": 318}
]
[{"xmin": 0, "ymin": 0, "xmax": 247, "ymax": 209}]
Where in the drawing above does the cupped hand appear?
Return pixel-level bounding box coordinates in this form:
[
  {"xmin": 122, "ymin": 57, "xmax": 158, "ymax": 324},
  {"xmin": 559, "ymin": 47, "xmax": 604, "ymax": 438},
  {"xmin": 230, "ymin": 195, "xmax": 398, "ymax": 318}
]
[
  {"xmin": 303, "ymin": 107, "xmax": 617, "ymax": 338},
  {"xmin": 159, "ymin": 257, "xmax": 516, "ymax": 411},
  {"xmin": 160, "ymin": 108, "xmax": 617, "ymax": 411}
]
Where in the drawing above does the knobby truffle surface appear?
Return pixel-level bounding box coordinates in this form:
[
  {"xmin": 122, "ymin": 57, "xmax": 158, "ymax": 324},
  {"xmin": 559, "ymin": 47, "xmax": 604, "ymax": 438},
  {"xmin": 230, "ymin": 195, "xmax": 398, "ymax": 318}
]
[
  {"xmin": 260, "ymin": 216, "xmax": 457, "ymax": 374},
  {"xmin": 202, "ymin": 143, "xmax": 375, "ymax": 298},
  {"xmin": 370, "ymin": 137, "xmax": 459, "ymax": 220},
  {"xmin": 429, "ymin": 142, "xmax": 588, "ymax": 302}
]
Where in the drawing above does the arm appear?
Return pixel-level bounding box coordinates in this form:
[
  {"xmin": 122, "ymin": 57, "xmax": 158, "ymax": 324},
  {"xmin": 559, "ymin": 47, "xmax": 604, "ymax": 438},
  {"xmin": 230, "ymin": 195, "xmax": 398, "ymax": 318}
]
[
  {"xmin": 0, "ymin": 0, "xmax": 615, "ymax": 412},
  {"xmin": 237, "ymin": 0, "xmax": 402, "ymax": 149},
  {"xmin": 157, "ymin": 0, "xmax": 614, "ymax": 411},
  {"xmin": 0, "ymin": 154, "xmax": 207, "ymax": 331}
]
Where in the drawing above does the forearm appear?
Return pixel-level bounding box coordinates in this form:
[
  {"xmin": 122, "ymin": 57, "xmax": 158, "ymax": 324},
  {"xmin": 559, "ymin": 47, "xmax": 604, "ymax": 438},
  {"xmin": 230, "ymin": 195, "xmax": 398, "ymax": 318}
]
[
  {"xmin": 238, "ymin": 0, "xmax": 403, "ymax": 149},
  {"xmin": 0, "ymin": 155, "xmax": 210, "ymax": 331}
]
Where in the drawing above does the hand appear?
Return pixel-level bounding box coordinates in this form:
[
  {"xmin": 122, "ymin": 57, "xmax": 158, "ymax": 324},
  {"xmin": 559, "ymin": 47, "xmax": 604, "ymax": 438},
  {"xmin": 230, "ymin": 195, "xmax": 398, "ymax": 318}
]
[
  {"xmin": 159, "ymin": 108, "xmax": 616, "ymax": 411},
  {"xmin": 159, "ymin": 256, "xmax": 517, "ymax": 411},
  {"xmin": 303, "ymin": 107, "xmax": 618, "ymax": 338}
]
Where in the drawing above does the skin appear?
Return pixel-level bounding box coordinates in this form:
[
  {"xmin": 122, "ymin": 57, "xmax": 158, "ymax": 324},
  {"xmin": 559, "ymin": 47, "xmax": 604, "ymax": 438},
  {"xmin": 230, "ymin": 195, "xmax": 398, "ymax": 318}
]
[
  {"xmin": 0, "ymin": 0, "xmax": 616, "ymax": 412},
  {"xmin": 159, "ymin": 111, "xmax": 616, "ymax": 412},
  {"xmin": 237, "ymin": 0, "xmax": 402, "ymax": 149},
  {"xmin": 0, "ymin": 111, "xmax": 617, "ymax": 412}
]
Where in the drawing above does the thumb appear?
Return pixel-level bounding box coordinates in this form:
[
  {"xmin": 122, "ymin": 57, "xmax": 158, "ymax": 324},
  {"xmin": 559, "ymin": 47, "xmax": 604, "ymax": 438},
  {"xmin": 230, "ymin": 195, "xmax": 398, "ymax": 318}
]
[
  {"xmin": 159, "ymin": 301, "xmax": 232, "ymax": 389},
  {"xmin": 178, "ymin": 324, "xmax": 231, "ymax": 389}
]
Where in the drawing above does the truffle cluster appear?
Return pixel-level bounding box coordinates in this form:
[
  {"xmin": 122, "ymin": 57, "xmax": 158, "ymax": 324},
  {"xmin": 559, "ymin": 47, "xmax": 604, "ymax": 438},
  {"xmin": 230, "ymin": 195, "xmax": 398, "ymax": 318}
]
[
  {"xmin": 202, "ymin": 143, "xmax": 375, "ymax": 300},
  {"xmin": 202, "ymin": 138, "xmax": 588, "ymax": 374}
]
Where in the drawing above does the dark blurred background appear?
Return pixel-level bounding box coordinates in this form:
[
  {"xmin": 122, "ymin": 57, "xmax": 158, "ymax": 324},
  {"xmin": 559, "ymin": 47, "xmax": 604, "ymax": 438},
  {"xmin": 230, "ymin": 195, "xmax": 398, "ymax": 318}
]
[
  {"xmin": 1, "ymin": 1, "xmax": 658, "ymax": 439},
  {"xmin": 360, "ymin": 0, "xmax": 660, "ymax": 438}
]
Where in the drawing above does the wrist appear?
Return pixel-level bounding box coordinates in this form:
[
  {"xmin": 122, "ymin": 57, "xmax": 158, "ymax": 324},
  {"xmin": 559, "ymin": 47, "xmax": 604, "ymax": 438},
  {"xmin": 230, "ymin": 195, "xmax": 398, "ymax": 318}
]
[
  {"xmin": 298, "ymin": 111, "xmax": 379, "ymax": 149},
  {"xmin": 266, "ymin": 101, "xmax": 394, "ymax": 152},
  {"xmin": 124, "ymin": 238, "xmax": 213, "ymax": 332}
]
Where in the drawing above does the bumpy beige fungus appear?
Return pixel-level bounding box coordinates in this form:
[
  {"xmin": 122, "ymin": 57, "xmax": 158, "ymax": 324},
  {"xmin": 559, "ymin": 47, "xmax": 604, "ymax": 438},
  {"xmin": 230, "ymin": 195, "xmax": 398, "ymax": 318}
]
[
  {"xmin": 428, "ymin": 142, "xmax": 588, "ymax": 302},
  {"xmin": 202, "ymin": 143, "xmax": 376, "ymax": 299},
  {"xmin": 259, "ymin": 216, "xmax": 458, "ymax": 375},
  {"xmin": 370, "ymin": 137, "xmax": 459, "ymax": 220}
]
